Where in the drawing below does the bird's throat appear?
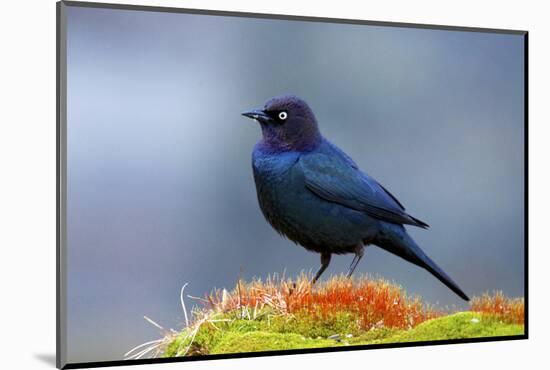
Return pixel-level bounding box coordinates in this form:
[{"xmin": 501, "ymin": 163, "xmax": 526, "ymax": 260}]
[{"xmin": 260, "ymin": 123, "xmax": 322, "ymax": 153}]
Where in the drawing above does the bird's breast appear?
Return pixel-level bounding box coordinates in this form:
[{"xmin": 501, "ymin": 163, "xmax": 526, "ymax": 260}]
[
  {"xmin": 252, "ymin": 149, "xmax": 303, "ymax": 217},
  {"xmin": 251, "ymin": 146, "xmax": 375, "ymax": 253},
  {"xmin": 252, "ymin": 149, "xmax": 302, "ymax": 232}
]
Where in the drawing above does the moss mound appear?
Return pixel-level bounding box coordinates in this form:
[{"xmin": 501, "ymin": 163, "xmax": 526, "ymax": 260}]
[
  {"xmin": 125, "ymin": 276, "xmax": 524, "ymax": 359},
  {"xmin": 162, "ymin": 311, "xmax": 523, "ymax": 357},
  {"xmin": 381, "ymin": 312, "xmax": 523, "ymax": 343}
]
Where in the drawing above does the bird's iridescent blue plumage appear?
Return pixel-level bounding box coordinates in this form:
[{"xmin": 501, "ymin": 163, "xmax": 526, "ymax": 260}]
[{"xmin": 244, "ymin": 94, "xmax": 469, "ymax": 301}]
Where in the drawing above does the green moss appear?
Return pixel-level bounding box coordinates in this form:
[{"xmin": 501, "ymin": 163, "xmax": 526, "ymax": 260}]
[
  {"xmin": 267, "ymin": 310, "xmax": 363, "ymax": 338},
  {"xmin": 211, "ymin": 331, "xmax": 335, "ymax": 354},
  {"xmin": 162, "ymin": 311, "xmax": 523, "ymax": 357},
  {"xmin": 378, "ymin": 312, "xmax": 524, "ymax": 344},
  {"xmin": 345, "ymin": 327, "xmax": 401, "ymax": 344}
]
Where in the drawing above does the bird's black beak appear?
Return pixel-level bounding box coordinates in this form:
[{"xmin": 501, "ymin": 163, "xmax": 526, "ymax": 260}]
[{"xmin": 241, "ymin": 108, "xmax": 273, "ymax": 124}]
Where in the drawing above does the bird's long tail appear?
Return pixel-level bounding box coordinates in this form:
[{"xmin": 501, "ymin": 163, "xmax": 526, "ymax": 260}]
[{"xmin": 375, "ymin": 224, "xmax": 470, "ymax": 301}]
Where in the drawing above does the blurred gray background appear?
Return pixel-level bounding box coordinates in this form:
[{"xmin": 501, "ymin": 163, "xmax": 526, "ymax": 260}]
[{"xmin": 66, "ymin": 5, "xmax": 524, "ymax": 363}]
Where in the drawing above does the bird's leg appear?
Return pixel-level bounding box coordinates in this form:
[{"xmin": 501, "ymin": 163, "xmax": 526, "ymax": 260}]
[
  {"xmin": 312, "ymin": 253, "xmax": 331, "ymax": 284},
  {"xmin": 346, "ymin": 245, "xmax": 364, "ymax": 278}
]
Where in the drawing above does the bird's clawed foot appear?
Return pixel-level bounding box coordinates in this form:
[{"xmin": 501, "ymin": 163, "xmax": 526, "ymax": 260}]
[
  {"xmin": 346, "ymin": 245, "xmax": 364, "ymax": 279},
  {"xmin": 311, "ymin": 253, "xmax": 331, "ymax": 285}
]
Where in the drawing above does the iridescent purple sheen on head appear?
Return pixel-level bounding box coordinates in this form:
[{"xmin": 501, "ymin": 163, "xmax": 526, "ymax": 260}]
[{"xmin": 258, "ymin": 95, "xmax": 322, "ymax": 153}]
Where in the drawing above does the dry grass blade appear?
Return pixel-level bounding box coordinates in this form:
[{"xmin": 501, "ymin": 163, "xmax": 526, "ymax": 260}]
[
  {"xmin": 125, "ymin": 282, "xmax": 194, "ymax": 360},
  {"xmin": 124, "ymin": 339, "xmax": 163, "ymax": 358},
  {"xmin": 180, "ymin": 283, "xmax": 190, "ymax": 328},
  {"xmin": 143, "ymin": 316, "xmax": 164, "ymax": 331}
]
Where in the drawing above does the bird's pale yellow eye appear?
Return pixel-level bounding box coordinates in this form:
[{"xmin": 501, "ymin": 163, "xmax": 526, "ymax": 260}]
[{"xmin": 278, "ymin": 111, "xmax": 288, "ymax": 120}]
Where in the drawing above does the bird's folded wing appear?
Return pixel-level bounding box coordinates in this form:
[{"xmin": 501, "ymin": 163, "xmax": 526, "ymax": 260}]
[{"xmin": 298, "ymin": 153, "xmax": 428, "ymax": 228}]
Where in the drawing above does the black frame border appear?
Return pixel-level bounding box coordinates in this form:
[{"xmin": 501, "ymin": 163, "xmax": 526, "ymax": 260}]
[{"xmin": 56, "ymin": 1, "xmax": 529, "ymax": 369}]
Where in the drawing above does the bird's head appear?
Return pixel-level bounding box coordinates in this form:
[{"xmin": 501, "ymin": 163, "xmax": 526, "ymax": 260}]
[{"xmin": 242, "ymin": 95, "xmax": 322, "ymax": 152}]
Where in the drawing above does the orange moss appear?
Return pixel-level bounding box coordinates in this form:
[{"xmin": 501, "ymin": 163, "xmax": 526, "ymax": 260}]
[
  {"xmin": 205, "ymin": 274, "xmax": 441, "ymax": 331},
  {"xmin": 470, "ymin": 291, "xmax": 524, "ymax": 324}
]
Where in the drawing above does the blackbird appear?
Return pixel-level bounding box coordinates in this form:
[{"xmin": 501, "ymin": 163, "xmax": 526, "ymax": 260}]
[{"xmin": 242, "ymin": 95, "xmax": 469, "ymax": 301}]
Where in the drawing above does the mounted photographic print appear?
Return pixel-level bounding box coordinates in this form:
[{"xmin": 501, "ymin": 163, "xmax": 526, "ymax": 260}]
[{"xmin": 57, "ymin": 1, "xmax": 528, "ymax": 368}]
